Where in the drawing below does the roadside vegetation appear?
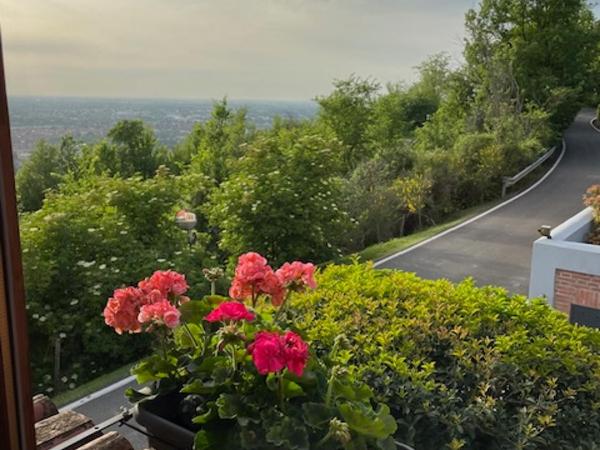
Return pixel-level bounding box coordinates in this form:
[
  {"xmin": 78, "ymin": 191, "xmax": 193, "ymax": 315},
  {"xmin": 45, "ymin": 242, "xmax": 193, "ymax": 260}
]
[
  {"xmin": 292, "ymin": 263, "xmax": 600, "ymax": 449},
  {"xmin": 16, "ymin": 0, "xmax": 600, "ymax": 395}
]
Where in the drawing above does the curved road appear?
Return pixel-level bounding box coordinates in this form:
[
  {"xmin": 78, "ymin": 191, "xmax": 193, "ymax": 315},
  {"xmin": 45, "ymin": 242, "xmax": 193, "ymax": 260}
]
[
  {"xmin": 376, "ymin": 108, "xmax": 600, "ymax": 294},
  {"xmin": 68, "ymin": 109, "xmax": 600, "ymax": 449}
]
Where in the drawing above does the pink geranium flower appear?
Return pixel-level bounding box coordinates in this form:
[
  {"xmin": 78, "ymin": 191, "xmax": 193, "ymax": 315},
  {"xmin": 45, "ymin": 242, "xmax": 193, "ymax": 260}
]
[
  {"xmin": 139, "ymin": 270, "xmax": 188, "ymax": 297},
  {"xmin": 248, "ymin": 331, "xmax": 309, "ymax": 376},
  {"xmin": 282, "ymin": 331, "xmax": 309, "ymax": 376},
  {"xmin": 138, "ymin": 299, "xmax": 181, "ymax": 329},
  {"xmin": 248, "ymin": 331, "xmax": 287, "ymax": 375},
  {"xmin": 229, "ymin": 252, "xmax": 286, "ymax": 305},
  {"xmin": 276, "ymin": 261, "xmax": 317, "ymax": 291},
  {"xmin": 205, "ymin": 301, "xmax": 256, "ymax": 323},
  {"xmin": 103, "ymin": 287, "xmax": 147, "ymax": 334}
]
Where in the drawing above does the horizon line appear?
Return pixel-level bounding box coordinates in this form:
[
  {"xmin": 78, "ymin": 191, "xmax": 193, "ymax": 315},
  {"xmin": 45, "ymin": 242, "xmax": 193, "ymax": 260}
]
[{"xmin": 7, "ymin": 94, "xmax": 318, "ymax": 104}]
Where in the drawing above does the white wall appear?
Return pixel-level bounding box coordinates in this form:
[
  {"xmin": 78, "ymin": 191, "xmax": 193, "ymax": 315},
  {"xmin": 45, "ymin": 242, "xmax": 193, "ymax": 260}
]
[{"xmin": 529, "ymin": 208, "xmax": 600, "ymax": 306}]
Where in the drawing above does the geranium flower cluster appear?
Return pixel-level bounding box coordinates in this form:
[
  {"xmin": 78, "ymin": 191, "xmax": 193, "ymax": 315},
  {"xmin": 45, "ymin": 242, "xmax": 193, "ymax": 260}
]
[
  {"xmin": 202, "ymin": 301, "xmax": 309, "ymax": 376},
  {"xmin": 229, "ymin": 252, "xmax": 316, "ymax": 306},
  {"xmin": 248, "ymin": 330, "xmax": 309, "ymax": 376},
  {"xmin": 103, "ymin": 270, "xmax": 188, "ymax": 334},
  {"xmin": 205, "ymin": 301, "xmax": 256, "ymax": 322}
]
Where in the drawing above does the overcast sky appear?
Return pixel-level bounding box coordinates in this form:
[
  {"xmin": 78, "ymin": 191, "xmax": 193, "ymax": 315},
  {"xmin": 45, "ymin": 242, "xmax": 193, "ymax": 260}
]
[{"xmin": 1, "ymin": 0, "xmax": 597, "ymax": 100}]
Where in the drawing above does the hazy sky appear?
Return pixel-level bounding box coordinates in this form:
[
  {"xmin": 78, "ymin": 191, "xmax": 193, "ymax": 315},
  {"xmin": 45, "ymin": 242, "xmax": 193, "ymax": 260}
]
[{"xmin": 1, "ymin": 0, "xmax": 595, "ymax": 100}]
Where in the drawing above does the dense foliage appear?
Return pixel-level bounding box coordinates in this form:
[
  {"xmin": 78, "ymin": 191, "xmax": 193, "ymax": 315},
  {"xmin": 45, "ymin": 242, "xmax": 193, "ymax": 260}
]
[
  {"xmin": 21, "ymin": 172, "xmax": 213, "ymax": 392},
  {"xmin": 291, "ymin": 264, "xmax": 600, "ymax": 449},
  {"xmin": 207, "ymin": 126, "xmax": 352, "ymax": 265},
  {"xmin": 16, "ymin": 0, "xmax": 600, "ymax": 395}
]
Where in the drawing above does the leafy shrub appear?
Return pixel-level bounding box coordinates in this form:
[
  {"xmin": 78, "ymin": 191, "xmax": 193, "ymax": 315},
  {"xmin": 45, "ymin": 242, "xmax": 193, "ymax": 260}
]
[
  {"xmin": 22, "ymin": 172, "xmax": 213, "ymax": 394},
  {"xmin": 208, "ymin": 126, "xmax": 353, "ymax": 266},
  {"xmin": 291, "ymin": 264, "xmax": 600, "ymax": 449}
]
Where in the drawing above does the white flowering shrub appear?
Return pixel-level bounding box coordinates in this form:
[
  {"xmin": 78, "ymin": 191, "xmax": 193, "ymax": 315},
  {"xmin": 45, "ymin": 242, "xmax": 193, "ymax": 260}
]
[{"xmin": 21, "ymin": 172, "xmax": 212, "ymax": 394}]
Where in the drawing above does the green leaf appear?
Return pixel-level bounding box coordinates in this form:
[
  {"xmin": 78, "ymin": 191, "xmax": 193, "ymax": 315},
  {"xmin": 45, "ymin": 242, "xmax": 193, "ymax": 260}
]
[
  {"xmin": 196, "ymin": 356, "xmax": 228, "ymax": 373},
  {"xmin": 194, "ymin": 430, "xmax": 211, "ymax": 450},
  {"xmin": 131, "ymin": 355, "xmax": 177, "ymax": 384},
  {"xmin": 282, "ymin": 379, "xmax": 305, "ymax": 398},
  {"xmin": 302, "ymin": 402, "xmax": 336, "ymax": 427},
  {"xmin": 216, "ymin": 393, "xmax": 243, "ymax": 419},
  {"xmin": 180, "ymin": 300, "xmax": 211, "ymax": 324},
  {"xmin": 203, "ymin": 295, "xmax": 229, "ymax": 306},
  {"xmin": 331, "ymin": 377, "xmax": 373, "ymax": 402},
  {"xmin": 376, "ymin": 437, "xmax": 398, "ymax": 450},
  {"xmin": 344, "ymin": 436, "xmax": 368, "ymax": 450},
  {"xmin": 174, "ymin": 323, "xmax": 205, "ymax": 354},
  {"xmin": 124, "ymin": 386, "xmax": 156, "ymax": 403},
  {"xmin": 339, "ymin": 402, "xmax": 397, "ymax": 440},
  {"xmin": 182, "ymin": 379, "xmax": 219, "ymax": 395},
  {"xmin": 265, "ymin": 416, "xmax": 309, "ymax": 450},
  {"xmin": 192, "ymin": 407, "xmax": 216, "ymax": 424}
]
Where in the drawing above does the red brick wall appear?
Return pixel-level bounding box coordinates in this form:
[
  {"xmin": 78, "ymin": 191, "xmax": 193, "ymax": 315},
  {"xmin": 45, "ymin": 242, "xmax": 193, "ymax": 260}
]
[{"xmin": 554, "ymin": 269, "xmax": 600, "ymax": 315}]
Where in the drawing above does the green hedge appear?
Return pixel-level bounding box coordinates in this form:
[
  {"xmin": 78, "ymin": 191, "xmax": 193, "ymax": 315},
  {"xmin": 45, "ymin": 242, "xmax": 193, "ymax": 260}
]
[{"xmin": 292, "ymin": 264, "xmax": 600, "ymax": 449}]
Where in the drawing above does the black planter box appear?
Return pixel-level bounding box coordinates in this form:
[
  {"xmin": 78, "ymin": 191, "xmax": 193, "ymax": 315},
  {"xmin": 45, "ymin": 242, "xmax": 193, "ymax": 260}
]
[{"xmin": 133, "ymin": 395, "xmax": 195, "ymax": 450}]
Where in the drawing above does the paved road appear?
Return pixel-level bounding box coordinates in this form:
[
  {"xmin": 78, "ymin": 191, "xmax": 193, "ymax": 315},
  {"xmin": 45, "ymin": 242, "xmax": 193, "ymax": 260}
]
[
  {"xmin": 377, "ymin": 108, "xmax": 600, "ymax": 294},
  {"xmin": 66, "ymin": 109, "xmax": 599, "ymax": 448}
]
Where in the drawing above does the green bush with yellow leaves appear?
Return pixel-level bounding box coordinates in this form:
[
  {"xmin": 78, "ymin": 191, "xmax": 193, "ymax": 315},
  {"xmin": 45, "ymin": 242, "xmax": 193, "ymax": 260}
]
[{"xmin": 291, "ymin": 263, "xmax": 600, "ymax": 449}]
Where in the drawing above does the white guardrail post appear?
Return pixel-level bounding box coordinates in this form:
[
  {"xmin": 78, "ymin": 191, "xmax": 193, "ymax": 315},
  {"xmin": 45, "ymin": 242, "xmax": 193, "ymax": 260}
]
[{"xmin": 501, "ymin": 145, "xmax": 556, "ymax": 197}]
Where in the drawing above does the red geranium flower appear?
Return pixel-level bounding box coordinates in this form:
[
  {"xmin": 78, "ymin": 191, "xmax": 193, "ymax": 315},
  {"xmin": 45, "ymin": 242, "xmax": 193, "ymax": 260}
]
[
  {"xmin": 282, "ymin": 331, "xmax": 309, "ymax": 376},
  {"xmin": 248, "ymin": 330, "xmax": 309, "ymax": 376},
  {"xmin": 248, "ymin": 331, "xmax": 287, "ymax": 374},
  {"xmin": 204, "ymin": 301, "xmax": 256, "ymax": 323}
]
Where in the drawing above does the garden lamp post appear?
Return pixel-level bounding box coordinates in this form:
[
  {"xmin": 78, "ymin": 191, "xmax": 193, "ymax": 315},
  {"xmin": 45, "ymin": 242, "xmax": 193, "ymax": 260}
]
[{"xmin": 175, "ymin": 209, "xmax": 197, "ymax": 249}]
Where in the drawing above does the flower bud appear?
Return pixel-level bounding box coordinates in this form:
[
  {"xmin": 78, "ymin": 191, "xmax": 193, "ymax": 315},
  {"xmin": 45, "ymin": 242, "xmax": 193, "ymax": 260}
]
[{"xmin": 329, "ymin": 418, "xmax": 351, "ymax": 444}]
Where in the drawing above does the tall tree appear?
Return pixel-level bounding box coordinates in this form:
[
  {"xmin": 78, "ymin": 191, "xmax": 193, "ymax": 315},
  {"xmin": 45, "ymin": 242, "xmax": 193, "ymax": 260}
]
[
  {"xmin": 16, "ymin": 135, "xmax": 80, "ymax": 212},
  {"xmin": 465, "ymin": 0, "xmax": 599, "ymax": 129},
  {"xmin": 316, "ymin": 76, "xmax": 380, "ymax": 172}
]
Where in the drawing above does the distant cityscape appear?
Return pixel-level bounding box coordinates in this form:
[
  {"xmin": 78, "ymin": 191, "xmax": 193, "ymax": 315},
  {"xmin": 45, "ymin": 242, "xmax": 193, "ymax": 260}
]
[{"xmin": 8, "ymin": 96, "xmax": 317, "ymax": 166}]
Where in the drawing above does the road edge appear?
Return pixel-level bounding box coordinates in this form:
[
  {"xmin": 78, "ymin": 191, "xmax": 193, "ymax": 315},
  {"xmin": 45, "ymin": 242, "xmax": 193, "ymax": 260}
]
[
  {"xmin": 374, "ymin": 138, "xmax": 567, "ymax": 267},
  {"xmin": 60, "ymin": 374, "xmax": 135, "ymax": 411},
  {"xmin": 591, "ymin": 117, "xmax": 600, "ymax": 133}
]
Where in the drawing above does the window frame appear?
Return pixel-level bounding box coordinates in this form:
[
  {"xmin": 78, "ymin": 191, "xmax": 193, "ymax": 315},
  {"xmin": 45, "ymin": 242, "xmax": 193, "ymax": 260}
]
[{"xmin": 0, "ymin": 33, "xmax": 36, "ymax": 450}]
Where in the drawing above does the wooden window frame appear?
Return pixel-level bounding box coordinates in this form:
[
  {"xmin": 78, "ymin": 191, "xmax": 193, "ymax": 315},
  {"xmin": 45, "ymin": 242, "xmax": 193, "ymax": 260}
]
[{"xmin": 0, "ymin": 33, "xmax": 36, "ymax": 450}]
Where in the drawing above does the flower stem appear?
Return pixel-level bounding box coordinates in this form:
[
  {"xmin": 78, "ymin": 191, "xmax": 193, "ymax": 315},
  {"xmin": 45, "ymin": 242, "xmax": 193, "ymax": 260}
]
[
  {"xmin": 278, "ymin": 372, "xmax": 285, "ymax": 411},
  {"xmin": 274, "ymin": 291, "xmax": 291, "ymax": 323},
  {"xmin": 182, "ymin": 322, "xmax": 199, "ymax": 350},
  {"xmin": 325, "ymin": 366, "xmax": 338, "ymax": 407},
  {"xmin": 316, "ymin": 430, "xmax": 333, "ymax": 448}
]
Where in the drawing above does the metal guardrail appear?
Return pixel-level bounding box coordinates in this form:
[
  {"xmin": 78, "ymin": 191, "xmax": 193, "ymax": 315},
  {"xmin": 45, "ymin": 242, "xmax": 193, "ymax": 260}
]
[{"xmin": 501, "ymin": 145, "xmax": 557, "ymax": 197}]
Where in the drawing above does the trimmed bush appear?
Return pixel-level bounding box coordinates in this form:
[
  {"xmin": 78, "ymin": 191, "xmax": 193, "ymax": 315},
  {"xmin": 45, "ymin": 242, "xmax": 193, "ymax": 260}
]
[{"xmin": 291, "ymin": 264, "xmax": 600, "ymax": 449}]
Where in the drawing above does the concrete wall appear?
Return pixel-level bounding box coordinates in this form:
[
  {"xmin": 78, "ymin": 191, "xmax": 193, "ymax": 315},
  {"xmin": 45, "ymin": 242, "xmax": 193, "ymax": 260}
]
[{"xmin": 528, "ymin": 208, "xmax": 600, "ymax": 306}]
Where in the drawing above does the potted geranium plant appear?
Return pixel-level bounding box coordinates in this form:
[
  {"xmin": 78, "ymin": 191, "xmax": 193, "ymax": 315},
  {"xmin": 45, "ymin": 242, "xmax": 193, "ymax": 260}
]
[{"xmin": 104, "ymin": 252, "xmax": 400, "ymax": 449}]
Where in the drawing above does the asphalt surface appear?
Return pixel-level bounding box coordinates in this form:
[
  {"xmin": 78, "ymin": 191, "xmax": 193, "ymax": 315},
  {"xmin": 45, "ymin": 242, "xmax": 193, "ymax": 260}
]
[
  {"xmin": 68, "ymin": 109, "xmax": 600, "ymax": 448},
  {"xmin": 377, "ymin": 108, "xmax": 600, "ymax": 294}
]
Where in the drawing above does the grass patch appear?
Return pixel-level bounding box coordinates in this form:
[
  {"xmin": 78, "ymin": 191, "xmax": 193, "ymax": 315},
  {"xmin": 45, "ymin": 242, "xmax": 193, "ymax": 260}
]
[
  {"xmin": 52, "ymin": 361, "xmax": 138, "ymax": 408},
  {"xmin": 343, "ymin": 201, "xmax": 502, "ymax": 264}
]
